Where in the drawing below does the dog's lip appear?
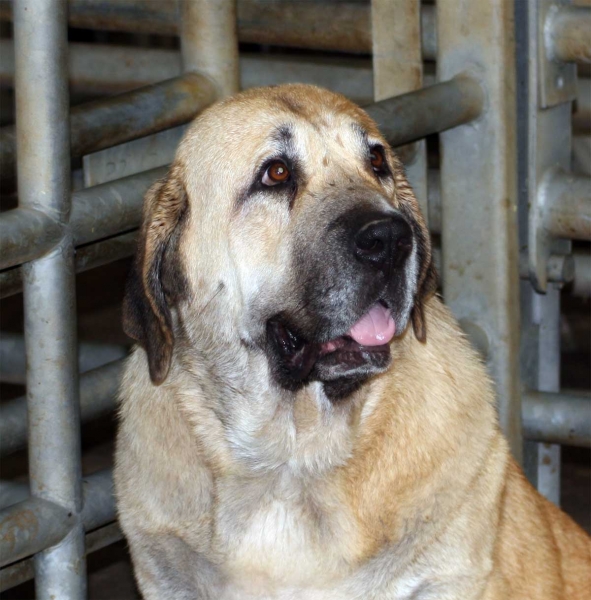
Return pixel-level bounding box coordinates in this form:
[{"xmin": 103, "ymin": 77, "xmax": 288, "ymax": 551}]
[{"xmin": 267, "ymin": 302, "xmax": 394, "ymax": 383}]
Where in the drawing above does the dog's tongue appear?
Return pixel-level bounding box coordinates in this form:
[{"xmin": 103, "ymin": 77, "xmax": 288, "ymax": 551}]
[{"xmin": 348, "ymin": 303, "xmax": 396, "ymax": 346}]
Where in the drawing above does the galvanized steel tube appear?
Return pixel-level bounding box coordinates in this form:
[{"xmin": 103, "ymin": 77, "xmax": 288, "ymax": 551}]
[
  {"xmin": 0, "ymin": 497, "xmax": 74, "ymax": 567},
  {"xmin": 523, "ymin": 391, "xmax": 591, "ymax": 448},
  {"xmin": 0, "ymin": 358, "xmax": 125, "ymax": 456},
  {"xmin": 365, "ymin": 74, "xmax": 485, "ymax": 149},
  {"xmin": 14, "ymin": 0, "xmax": 85, "ymax": 596},
  {"xmin": 180, "ymin": 0, "xmax": 240, "ymax": 96},
  {"xmin": 543, "ymin": 170, "xmax": 591, "ymax": 241},
  {"xmin": 0, "ymin": 1, "xmax": 438, "ymax": 60},
  {"xmin": 1, "ymin": 73, "xmax": 216, "ymax": 181},
  {"xmin": 546, "ymin": 5, "xmax": 591, "ymax": 64}
]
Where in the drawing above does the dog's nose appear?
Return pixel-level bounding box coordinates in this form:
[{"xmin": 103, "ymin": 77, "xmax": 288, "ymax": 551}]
[{"xmin": 353, "ymin": 214, "xmax": 413, "ymax": 272}]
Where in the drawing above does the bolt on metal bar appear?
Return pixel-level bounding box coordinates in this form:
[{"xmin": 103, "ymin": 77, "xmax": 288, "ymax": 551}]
[
  {"xmin": 546, "ymin": 5, "xmax": 591, "ymax": 64},
  {"xmin": 0, "ymin": 73, "xmax": 217, "ymax": 181},
  {"xmin": 0, "ymin": 231, "xmax": 138, "ymax": 299},
  {"xmin": 0, "ymin": 1, "xmax": 438, "ymax": 60},
  {"xmin": 541, "ymin": 170, "xmax": 591, "ymax": 241},
  {"xmin": 1, "ymin": 358, "xmax": 125, "ymax": 457},
  {"xmin": 0, "ymin": 469, "xmax": 116, "ymax": 568},
  {"xmin": 14, "ymin": 0, "xmax": 86, "ymax": 594},
  {"xmin": 1, "ymin": 522, "xmax": 123, "ymax": 592},
  {"xmin": 523, "ymin": 391, "xmax": 591, "ymax": 448}
]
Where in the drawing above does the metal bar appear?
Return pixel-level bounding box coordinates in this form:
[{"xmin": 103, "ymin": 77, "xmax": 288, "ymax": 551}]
[
  {"xmin": 14, "ymin": 1, "xmax": 86, "ymax": 596},
  {"xmin": 0, "ymin": 498, "xmax": 74, "ymax": 567},
  {"xmin": 0, "ymin": 41, "xmax": 376, "ymax": 104},
  {"xmin": 542, "ymin": 170, "xmax": 591, "ymax": 240},
  {"xmin": 546, "ymin": 5, "xmax": 591, "ymax": 64},
  {"xmin": 0, "ymin": 231, "xmax": 138, "ymax": 299},
  {"xmin": 523, "ymin": 391, "xmax": 591, "ymax": 448},
  {"xmin": 438, "ymin": 0, "xmax": 522, "ymax": 461},
  {"xmin": 1, "ymin": 358, "xmax": 125, "ymax": 457},
  {"xmin": 371, "ymin": 0, "xmax": 428, "ymax": 220},
  {"xmin": 0, "ymin": 470, "xmax": 116, "ymax": 568},
  {"xmin": 1, "ymin": 73, "xmax": 216, "ymax": 181},
  {"xmin": 365, "ymin": 75, "xmax": 484, "ymax": 149},
  {"xmin": 1, "ymin": 522, "xmax": 123, "ymax": 592},
  {"xmin": 180, "ymin": 0, "xmax": 240, "ymax": 97},
  {"xmin": 71, "ymin": 166, "xmax": 167, "ymax": 247},
  {"xmin": 0, "ymin": 165, "xmax": 164, "ymax": 270},
  {"xmin": 0, "ymin": 1, "xmax": 438, "ymax": 60},
  {"xmin": 517, "ymin": 0, "xmax": 573, "ymax": 504},
  {"xmin": 2, "ymin": 77, "xmax": 481, "ymax": 270},
  {"xmin": 573, "ymin": 250, "xmax": 591, "ymax": 298},
  {"xmin": 0, "ymin": 333, "xmax": 126, "ymax": 384},
  {"xmin": 0, "ymin": 207, "xmax": 62, "ymax": 270}
]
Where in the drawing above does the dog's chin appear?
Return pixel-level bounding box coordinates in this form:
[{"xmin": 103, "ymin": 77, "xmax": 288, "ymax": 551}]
[{"xmin": 266, "ymin": 316, "xmax": 392, "ymax": 402}]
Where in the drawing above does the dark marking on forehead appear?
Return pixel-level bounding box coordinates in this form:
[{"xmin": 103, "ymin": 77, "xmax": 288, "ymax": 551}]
[
  {"xmin": 270, "ymin": 124, "xmax": 297, "ymax": 156},
  {"xmin": 323, "ymin": 156, "xmax": 330, "ymax": 167},
  {"xmin": 352, "ymin": 123, "xmax": 369, "ymax": 145}
]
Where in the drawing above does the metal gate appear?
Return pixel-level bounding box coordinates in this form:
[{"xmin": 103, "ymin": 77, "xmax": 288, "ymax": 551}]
[{"xmin": 0, "ymin": 0, "xmax": 589, "ymax": 596}]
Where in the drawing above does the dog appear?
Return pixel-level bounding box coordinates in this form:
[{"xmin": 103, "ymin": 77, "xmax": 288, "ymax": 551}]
[{"xmin": 115, "ymin": 84, "xmax": 591, "ymax": 599}]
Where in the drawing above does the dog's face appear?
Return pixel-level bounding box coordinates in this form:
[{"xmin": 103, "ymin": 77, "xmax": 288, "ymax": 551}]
[{"xmin": 124, "ymin": 85, "xmax": 435, "ymax": 401}]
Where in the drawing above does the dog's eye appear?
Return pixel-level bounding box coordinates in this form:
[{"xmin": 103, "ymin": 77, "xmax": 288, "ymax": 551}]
[
  {"xmin": 262, "ymin": 161, "xmax": 291, "ymax": 186},
  {"xmin": 369, "ymin": 147, "xmax": 385, "ymax": 171}
]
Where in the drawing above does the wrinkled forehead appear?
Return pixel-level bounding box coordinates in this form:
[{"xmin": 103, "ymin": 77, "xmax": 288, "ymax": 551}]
[{"xmin": 180, "ymin": 89, "xmax": 386, "ymax": 168}]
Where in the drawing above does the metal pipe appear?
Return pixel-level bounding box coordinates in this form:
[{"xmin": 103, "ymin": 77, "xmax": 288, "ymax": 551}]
[
  {"xmin": 365, "ymin": 74, "xmax": 485, "ymax": 149},
  {"xmin": 1, "ymin": 73, "xmax": 217, "ymax": 182},
  {"xmin": 542, "ymin": 170, "xmax": 591, "ymax": 240},
  {"xmin": 1, "ymin": 522, "xmax": 123, "ymax": 592},
  {"xmin": 523, "ymin": 391, "xmax": 591, "ymax": 448},
  {"xmin": 0, "ymin": 1, "xmax": 438, "ymax": 60},
  {"xmin": 0, "ymin": 207, "xmax": 62, "ymax": 270},
  {"xmin": 1, "ymin": 76, "xmax": 483, "ymax": 270},
  {"xmin": 0, "ymin": 166, "xmax": 164, "ymax": 271},
  {"xmin": 14, "ymin": 1, "xmax": 86, "ymax": 595},
  {"xmin": 0, "ymin": 497, "xmax": 74, "ymax": 567},
  {"xmin": 0, "ymin": 333, "xmax": 127, "ymax": 384},
  {"xmin": 546, "ymin": 5, "xmax": 591, "ymax": 64},
  {"xmin": 573, "ymin": 250, "xmax": 591, "ymax": 298},
  {"xmin": 0, "ymin": 231, "xmax": 138, "ymax": 299},
  {"xmin": 0, "ymin": 41, "xmax": 377, "ymax": 105},
  {"xmin": 181, "ymin": 0, "xmax": 239, "ymax": 97},
  {"xmin": 1, "ymin": 358, "xmax": 125, "ymax": 457},
  {"xmin": 0, "ymin": 469, "xmax": 116, "ymax": 568}
]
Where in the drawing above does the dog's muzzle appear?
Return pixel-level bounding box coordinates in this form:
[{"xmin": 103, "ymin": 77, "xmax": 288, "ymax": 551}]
[{"xmin": 266, "ymin": 208, "xmax": 417, "ymax": 401}]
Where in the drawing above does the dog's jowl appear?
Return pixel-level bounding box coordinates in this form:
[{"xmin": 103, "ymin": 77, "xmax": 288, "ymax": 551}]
[{"xmin": 115, "ymin": 85, "xmax": 590, "ymax": 600}]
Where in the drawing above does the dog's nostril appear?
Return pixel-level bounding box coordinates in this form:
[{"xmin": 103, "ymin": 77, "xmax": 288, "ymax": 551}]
[{"xmin": 353, "ymin": 214, "xmax": 413, "ymax": 272}]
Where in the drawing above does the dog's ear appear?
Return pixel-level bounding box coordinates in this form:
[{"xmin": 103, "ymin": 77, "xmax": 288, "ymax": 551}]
[
  {"xmin": 123, "ymin": 170, "xmax": 188, "ymax": 385},
  {"xmin": 389, "ymin": 152, "xmax": 438, "ymax": 343},
  {"xmin": 411, "ymin": 259, "xmax": 438, "ymax": 343}
]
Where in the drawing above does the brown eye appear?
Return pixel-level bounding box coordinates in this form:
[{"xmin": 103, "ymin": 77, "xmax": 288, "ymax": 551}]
[
  {"xmin": 262, "ymin": 161, "xmax": 291, "ymax": 186},
  {"xmin": 369, "ymin": 147, "xmax": 385, "ymax": 171}
]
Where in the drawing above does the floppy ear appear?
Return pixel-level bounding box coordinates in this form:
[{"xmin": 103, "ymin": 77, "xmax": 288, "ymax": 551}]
[
  {"xmin": 389, "ymin": 152, "xmax": 438, "ymax": 343},
  {"xmin": 123, "ymin": 169, "xmax": 188, "ymax": 384},
  {"xmin": 411, "ymin": 259, "xmax": 438, "ymax": 343}
]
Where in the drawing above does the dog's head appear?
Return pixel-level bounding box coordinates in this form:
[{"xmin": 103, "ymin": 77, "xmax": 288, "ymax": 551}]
[{"xmin": 124, "ymin": 84, "xmax": 436, "ymax": 401}]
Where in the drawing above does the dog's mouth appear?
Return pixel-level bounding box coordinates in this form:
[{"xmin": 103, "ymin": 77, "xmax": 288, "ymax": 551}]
[{"xmin": 267, "ymin": 302, "xmax": 395, "ymax": 398}]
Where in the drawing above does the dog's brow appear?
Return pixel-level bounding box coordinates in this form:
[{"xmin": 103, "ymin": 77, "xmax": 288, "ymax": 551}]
[
  {"xmin": 351, "ymin": 123, "xmax": 369, "ymax": 147},
  {"xmin": 270, "ymin": 124, "xmax": 296, "ymax": 155}
]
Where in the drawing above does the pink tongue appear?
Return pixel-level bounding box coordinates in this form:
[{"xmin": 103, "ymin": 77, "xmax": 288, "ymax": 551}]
[{"xmin": 348, "ymin": 303, "xmax": 396, "ymax": 346}]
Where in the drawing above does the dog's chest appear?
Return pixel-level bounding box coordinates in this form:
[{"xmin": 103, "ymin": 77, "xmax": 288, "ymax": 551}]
[{"xmin": 213, "ymin": 474, "xmax": 354, "ymax": 588}]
